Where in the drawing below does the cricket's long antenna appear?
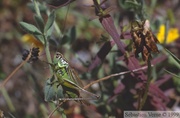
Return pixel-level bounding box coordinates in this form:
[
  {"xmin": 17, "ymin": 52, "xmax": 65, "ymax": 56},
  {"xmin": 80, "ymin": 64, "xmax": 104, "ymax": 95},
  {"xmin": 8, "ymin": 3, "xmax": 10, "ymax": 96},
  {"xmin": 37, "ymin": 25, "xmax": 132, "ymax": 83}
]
[{"xmin": 41, "ymin": 60, "xmax": 53, "ymax": 66}]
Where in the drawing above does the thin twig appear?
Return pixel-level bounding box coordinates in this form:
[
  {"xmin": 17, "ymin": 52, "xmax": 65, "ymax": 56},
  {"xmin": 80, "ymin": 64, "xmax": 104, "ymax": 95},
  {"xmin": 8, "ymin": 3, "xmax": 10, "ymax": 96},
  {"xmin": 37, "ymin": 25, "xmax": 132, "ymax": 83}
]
[
  {"xmin": 62, "ymin": 4, "xmax": 70, "ymax": 34},
  {"xmin": 139, "ymin": 58, "xmax": 152, "ymax": 110},
  {"xmin": 48, "ymin": 100, "xmax": 66, "ymax": 118},
  {"xmin": 0, "ymin": 48, "xmax": 32, "ymax": 88},
  {"xmin": 83, "ymin": 66, "xmax": 149, "ymax": 89}
]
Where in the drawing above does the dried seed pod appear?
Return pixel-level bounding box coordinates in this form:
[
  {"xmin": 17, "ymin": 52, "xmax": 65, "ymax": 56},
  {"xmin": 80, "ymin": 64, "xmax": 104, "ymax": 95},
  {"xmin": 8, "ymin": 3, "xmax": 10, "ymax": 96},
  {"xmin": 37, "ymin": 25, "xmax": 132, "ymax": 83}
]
[
  {"xmin": 22, "ymin": 49, "xmax": 30, "ymax": 60},
  {"xmin": 22, "ymin": 47, "xmax": 40, "ymax": 63},
  {"xmin": 131, "ymin": 20, "xmax": 159, "ymax": 61}
]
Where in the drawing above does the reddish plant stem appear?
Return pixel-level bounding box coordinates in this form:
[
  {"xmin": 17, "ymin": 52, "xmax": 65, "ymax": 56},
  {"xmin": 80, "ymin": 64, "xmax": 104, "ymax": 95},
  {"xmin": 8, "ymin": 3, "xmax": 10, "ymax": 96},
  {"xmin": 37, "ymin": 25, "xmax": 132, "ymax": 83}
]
[{"xmin": 99, "ymin": 15, "xmax": 126, "ymax": 53}]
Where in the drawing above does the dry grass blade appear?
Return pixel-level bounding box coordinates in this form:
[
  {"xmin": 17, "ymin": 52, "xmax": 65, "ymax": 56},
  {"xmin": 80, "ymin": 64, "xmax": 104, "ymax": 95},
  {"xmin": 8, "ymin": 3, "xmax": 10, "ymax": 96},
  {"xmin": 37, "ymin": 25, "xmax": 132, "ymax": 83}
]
[
  {"xmin": 0, "ymin": 48, "xmax": 32, "ymax": 88},
  {"xmin": 83, "ymin": 66, "xmax": 150, "ymax": 89}
]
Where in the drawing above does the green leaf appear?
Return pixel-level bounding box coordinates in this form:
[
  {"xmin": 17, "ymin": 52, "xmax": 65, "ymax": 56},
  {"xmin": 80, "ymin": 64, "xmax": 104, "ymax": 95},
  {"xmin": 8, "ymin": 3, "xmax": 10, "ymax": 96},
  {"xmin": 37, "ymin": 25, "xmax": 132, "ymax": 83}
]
[
  {"xmin": 46, "ymin": 25, "xmax": 54, "ymax": 40},
  {"xmin": 165, "ymin": 69, "xmax": 180, "ymax": 93},
  {"xmin": 34, "ymin": 34, "xmax": 45, "ymax": 44},
  {"xmin": 164, "ymin": 69, "xmax": 180, "ymax": 79},
  {"xmin": 165, "ymin": 48, "xmax": 180, "ymax": 65},
  {"xmin": 59, "ymin": 27, "xmax": 76, "ymax": 45},
  {"xmin": 49, "ymin": 38, "xmax": 58, "ymax": 47},
  {"xmin": 27, "ymin": 3, "xmax": 46, "ymax": 13},
  {"xmin": 119, "ymin": 0, "xmax": 141, "ymax": 10},
  {"xmin": 60, "ymin": 35, "xmax": 70, "ymax": 45},
  {"xmin": 44, "ymin": 10, "xmax": 56, "ymax": 33},
  {"xmin": 19, "ymin": 22, "xmax": 42, "ymax": 35},
  {"xmin": 44, "ymin": 77, "xmax": 64, "ymax": 102},
  {"xmin": 34, "ymin": 15, "xmax": 44, "ymax": 33}
]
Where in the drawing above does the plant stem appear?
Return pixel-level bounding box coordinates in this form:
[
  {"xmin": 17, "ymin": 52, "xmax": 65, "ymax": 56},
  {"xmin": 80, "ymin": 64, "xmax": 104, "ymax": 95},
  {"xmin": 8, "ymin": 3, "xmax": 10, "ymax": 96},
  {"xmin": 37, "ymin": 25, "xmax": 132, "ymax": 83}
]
[
  {"xmin": 1, "ymin": 88, "xmax": 15, "ymax": 112},
  {"xmin": 44, "ymin": 38, "xmax": 53, "ymax": 75},
  {"xmin": 139, "ymin": 57, "xmax": 152, "ymax": 110},
  {"xmin": 40, "ymin": 104, "xmax": 48, "ymax": 118},
  {"xmin": 34, "ymin": 0, "xmax": 53, "ymax": 74},
  {"xmin": 84, "ymin": 66, "xmax": 149, "ymax": 89}
]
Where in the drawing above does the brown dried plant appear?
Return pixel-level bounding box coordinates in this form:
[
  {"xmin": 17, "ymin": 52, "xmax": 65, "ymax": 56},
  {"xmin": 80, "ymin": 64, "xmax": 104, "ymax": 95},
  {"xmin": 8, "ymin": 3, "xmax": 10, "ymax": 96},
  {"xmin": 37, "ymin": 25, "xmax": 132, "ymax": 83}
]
[{"xmin": 131, "ymin": 20, "xmax": 159, "ymax": 61}]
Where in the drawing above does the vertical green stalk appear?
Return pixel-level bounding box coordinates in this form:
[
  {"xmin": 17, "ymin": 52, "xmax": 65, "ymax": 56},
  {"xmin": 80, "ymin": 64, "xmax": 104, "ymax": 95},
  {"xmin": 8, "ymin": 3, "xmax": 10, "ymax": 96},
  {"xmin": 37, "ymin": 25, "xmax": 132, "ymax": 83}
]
[
  {"xmin": 32, "ymin": 1, "xmax": 66, "ymax": 117},
  {"xmin": 40, "ymin": 104, "xmax": 48, "ymax": 118},
  {"xmin": 97, "ymin": 0, "xmax": 100, "ymax": 4},
  {"xmin": 1, "ymin": 87, "xmax": 15, "ymax": 112},
  {"xmin": 33, "ymin": 0, "xmax": 53, "ymax": 74},
  {"xmin": 139, "ymin": 57, "xmax": 152, "ymax": 110},
  {"xmin": 45, "ymin": 40, "xmax": 53, "ymax": 74},
  {"xmin": 163, "ymin": 21, "xmax": 169, "ymax": 45}
]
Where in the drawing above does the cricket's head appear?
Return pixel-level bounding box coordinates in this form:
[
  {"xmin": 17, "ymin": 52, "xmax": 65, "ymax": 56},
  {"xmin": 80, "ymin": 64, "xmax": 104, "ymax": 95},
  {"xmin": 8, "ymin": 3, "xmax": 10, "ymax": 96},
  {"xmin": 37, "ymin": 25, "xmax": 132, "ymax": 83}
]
[
  {"xmin": 55, "ymin": 52, "xmax": 63, "ymax": 60},
  {"xmin": 54, "ymin": 52, "xmax": 69, "ymax": 67}
]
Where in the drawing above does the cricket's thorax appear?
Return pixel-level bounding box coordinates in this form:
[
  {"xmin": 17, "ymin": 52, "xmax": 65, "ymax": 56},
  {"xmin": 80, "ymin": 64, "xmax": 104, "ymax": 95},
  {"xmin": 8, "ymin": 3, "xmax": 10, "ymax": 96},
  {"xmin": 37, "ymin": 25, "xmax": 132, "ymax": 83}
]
[
  {"xmin": 58, "ymin": 58, "xmax": 68, "ymax": 67},
  {"xmin": 56, "ymin": 66, "xmax": 68, "ymax": 77}
]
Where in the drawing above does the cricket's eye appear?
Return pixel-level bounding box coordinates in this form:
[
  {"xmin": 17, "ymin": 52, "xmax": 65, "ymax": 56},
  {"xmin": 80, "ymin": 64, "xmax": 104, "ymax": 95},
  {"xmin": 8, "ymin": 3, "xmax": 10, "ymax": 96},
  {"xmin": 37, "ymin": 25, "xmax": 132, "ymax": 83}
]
[
  {"xmin": 55, "ymin": 52, "xmax": 61, "ymax": 59},
  {"xmin": 56, "ymin": 54, "xmax": 59, "ymax": 58}
]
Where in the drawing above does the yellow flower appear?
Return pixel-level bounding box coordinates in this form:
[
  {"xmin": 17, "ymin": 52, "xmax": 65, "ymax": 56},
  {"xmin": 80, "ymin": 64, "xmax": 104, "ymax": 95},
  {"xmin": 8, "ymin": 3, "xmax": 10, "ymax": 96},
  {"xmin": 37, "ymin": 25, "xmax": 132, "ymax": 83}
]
[
  {"xmin": 21, "ymin": 34, "xmax": 44, "ymax": 53},
  {"xmin": 157, "ymin": 24, "xmax": 180, "ymax": 44}
]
